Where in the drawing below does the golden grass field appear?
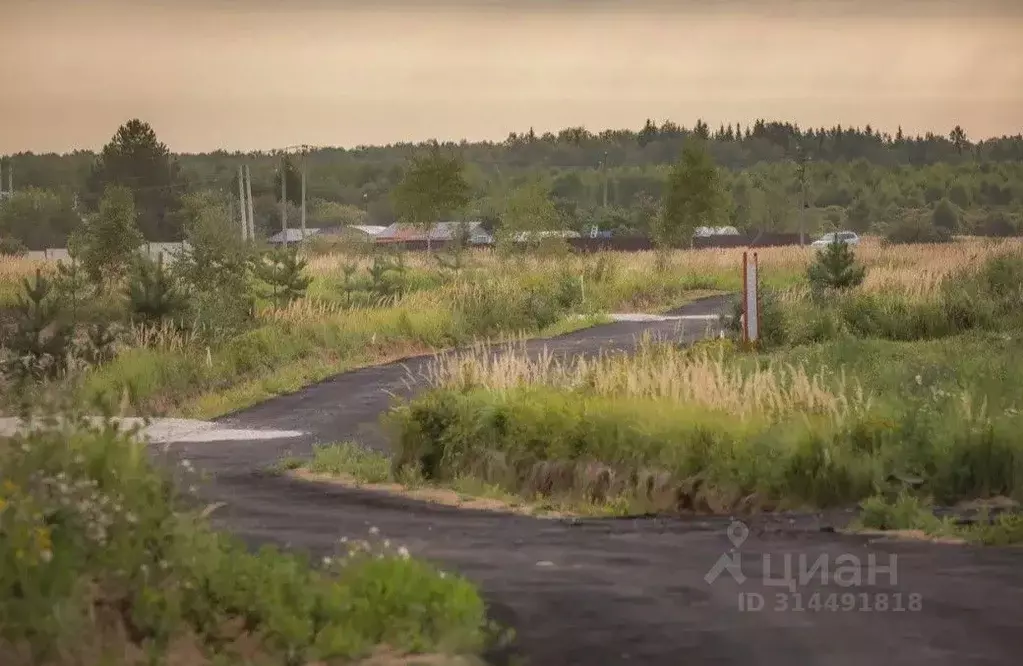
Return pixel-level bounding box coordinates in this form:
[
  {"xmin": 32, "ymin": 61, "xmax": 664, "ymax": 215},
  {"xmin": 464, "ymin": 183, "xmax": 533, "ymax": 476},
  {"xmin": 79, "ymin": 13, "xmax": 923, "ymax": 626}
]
[
  {"xmin": 2, "ymin": 236, "xmax": 1021, "ymax": 418},
  {"xmin": 2, "ymin": 235, "xmax": 1018, "ymax": 303}
]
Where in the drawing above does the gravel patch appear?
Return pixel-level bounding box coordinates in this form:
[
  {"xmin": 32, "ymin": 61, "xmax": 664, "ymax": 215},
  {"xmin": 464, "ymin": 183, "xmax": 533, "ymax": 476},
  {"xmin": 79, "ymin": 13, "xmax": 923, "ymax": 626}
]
[{"xmin": 0, "ymin": 417, "xmax": 305, "ymax": 443}]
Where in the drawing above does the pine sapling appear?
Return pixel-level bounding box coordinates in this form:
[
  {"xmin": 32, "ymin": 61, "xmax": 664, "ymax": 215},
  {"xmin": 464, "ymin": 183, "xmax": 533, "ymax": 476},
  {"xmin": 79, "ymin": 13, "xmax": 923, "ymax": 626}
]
[
  {"xmin": 6, "ymin": 269, "xmax": 74, "ymax": 381},
  {"xmin": 127, "ymin": 254, "xmax": 186, "ymax": 327},
  {"xmin": 253, "ymin": 247, "xmax": 313, "ymax": 307},
  {"xmin": 807, "ymin": 240, "xmax": 867, "ymax": 293}
]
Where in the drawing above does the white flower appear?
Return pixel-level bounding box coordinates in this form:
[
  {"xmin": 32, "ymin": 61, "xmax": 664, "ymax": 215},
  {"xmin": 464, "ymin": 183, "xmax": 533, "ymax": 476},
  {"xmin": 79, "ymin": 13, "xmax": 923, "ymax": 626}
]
[
  {"xmin": 382, "ymin": 539, "xmax": 391, "ymax": 549},
  {"xmin": 397, "ymin": 546, "xmax": 410, "ymax": 560},
  {"xmin": 339, "ymin": 536, "xmax": 348, "ymax": 543},
  {"xmin": 322, "ymin": 556, "xmax": 332, "ymax": 566},
  {"xmin": 368, "ymin": 526, "xmax": 380, "ymax": 536}
]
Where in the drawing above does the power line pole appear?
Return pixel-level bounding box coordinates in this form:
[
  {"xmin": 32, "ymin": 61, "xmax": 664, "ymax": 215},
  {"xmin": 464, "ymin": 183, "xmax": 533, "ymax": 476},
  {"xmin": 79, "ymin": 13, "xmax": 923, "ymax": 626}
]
[
  {"xmin": 602, "ymin": 151, "xmax": 609, "ymax": 209},
  {"xmin": 1, "ymin": 157, "xmax": 11, "ymax": 197},
  {"xmin": 300, "ymin": 149, "xmax": 307, "ymax": 242},
  {"xmin": 245, "ymin": 164, "xmax": 255, "ymax": 242},
  {"xmin": 238, "ymin": 164, "xmax": 248, "ymax": 242},
  {"xmin": 797, "ymin": 149, "xmax": 807, "ymax": 246},
  {"xmin": 280, "ymin": 153, "xmax": 287, "ymax": 240}
]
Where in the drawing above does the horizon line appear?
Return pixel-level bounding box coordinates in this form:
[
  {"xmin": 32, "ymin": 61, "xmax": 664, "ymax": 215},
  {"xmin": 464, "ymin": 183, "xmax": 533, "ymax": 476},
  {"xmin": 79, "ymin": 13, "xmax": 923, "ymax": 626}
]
[{"xmin": 3, "ymin": 117, "xmax": 1017, "ymax": 158}]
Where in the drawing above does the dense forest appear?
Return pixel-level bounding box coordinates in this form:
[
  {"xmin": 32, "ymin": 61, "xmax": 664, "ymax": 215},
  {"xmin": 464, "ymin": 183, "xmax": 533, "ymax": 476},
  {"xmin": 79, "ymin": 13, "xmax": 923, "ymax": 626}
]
[{"xmin": 2, "ymin": 118, "xmax": 1022, "ymax": 249}]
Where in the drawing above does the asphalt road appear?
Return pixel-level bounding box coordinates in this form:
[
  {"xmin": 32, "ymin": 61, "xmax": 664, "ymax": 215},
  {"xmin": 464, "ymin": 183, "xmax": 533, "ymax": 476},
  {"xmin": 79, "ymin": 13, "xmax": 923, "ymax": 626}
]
[{"xmin": 168, "ymin": 295, "xmax": 1023, "ymax": 666}]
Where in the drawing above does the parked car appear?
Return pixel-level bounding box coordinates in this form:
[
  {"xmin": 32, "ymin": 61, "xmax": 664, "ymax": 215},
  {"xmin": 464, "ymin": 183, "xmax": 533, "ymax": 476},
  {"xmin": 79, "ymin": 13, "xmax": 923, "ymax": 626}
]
[{"xmin": 811, "ymin": 231, "xmax": 860, "ymax": 248}]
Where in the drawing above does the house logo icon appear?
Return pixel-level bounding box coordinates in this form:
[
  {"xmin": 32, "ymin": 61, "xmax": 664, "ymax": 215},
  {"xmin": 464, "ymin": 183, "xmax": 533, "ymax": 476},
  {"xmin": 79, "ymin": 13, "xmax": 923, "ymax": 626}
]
[{"xmin": 704, "ymin": 520, "xmax": 750, "ymax": 585}]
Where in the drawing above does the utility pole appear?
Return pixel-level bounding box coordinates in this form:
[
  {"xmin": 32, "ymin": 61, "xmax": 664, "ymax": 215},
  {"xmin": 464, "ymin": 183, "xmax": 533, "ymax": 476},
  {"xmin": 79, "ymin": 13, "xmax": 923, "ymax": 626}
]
[
  {"xmin": 0, "ymin": 157, "xmax": 11, "ymax": 197},
  {"xmin": 300, "ymin": 149, "xmax": 307, "ymax": 241},
  {"xmin": 602, "ymin": 151, "xmax": 609, "ymax": 209},
  {"xmin": 280, "ymin": 153, "xmax": 287, "ymax": 238},
  {"xmin": 245, "ymin": 164, "xmax": 255, "ymax": 242},
  {"xmin": 238, "ymin": 164, "xmax": 248, "ymax": 241},
  {"xmin": 797, "ymin": 148, "xmax": 808, "ymax": 246}
]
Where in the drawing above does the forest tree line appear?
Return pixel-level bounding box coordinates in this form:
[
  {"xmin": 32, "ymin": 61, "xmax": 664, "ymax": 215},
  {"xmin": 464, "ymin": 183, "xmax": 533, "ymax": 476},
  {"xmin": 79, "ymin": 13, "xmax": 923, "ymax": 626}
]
[{"xmin": 1, "ymin": 118, "xmax": 1022, "ymax": 251}]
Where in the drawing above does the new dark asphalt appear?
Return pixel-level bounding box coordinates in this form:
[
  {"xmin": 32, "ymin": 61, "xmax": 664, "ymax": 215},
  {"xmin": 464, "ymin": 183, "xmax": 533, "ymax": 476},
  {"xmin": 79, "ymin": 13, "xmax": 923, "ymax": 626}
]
[{"xmin": 167, "ymin": 295, "xmax": 1023, "ymax": 666}]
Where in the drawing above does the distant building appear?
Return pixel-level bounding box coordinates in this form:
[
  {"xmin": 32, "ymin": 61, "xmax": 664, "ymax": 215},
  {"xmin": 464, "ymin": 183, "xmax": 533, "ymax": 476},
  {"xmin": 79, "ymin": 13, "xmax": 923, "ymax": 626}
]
[
  {"xmin": 694, "ymin": 226, "xmax": 741, "ymax": 237},
  {"xmin": 268, "ymin": 228, "xmax": 322, "ymax": 245},
  {"xmin": 512, "ymin": 230, "xmax": 581, "ymax": 242},
  {"xmin": 375, "ymin": 221, "xmax": 493, "ymax": 245},
  {"xmin": 320, "ymin": 224, "xmax": 387, "ymax": 240}
]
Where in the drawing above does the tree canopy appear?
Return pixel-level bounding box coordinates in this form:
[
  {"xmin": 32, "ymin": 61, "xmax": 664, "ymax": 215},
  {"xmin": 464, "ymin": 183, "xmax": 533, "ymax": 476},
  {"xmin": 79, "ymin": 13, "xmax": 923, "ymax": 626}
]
[
  {"xmin": 2, "ymin": 117, "xmax": 1022, "ymax": 247},
  {"xmin": 391, "ymin": 144, "xmax": 471, "ymax": 234},
  {"xmin": 656, "ymin": 140, "xmax": 728, "ymax": 248},
  {"xmin": 85, "ymin": 119, "xmax": 184, "ymax": 241}
]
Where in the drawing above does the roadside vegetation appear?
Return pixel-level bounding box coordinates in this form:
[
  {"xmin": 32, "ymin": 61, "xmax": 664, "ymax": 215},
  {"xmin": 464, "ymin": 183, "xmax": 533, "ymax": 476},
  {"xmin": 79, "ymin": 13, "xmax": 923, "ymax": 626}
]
[
  {"xmin": 0, "ymin": 240, "xmax": 730, "ymax": 417},
  {"xmin": 0, "ymin": 410, "xmax": 492, "ymax": 665},
  {"xmin": 377, "ymin": 239, "xmax": 1023, "ymax": 542}
]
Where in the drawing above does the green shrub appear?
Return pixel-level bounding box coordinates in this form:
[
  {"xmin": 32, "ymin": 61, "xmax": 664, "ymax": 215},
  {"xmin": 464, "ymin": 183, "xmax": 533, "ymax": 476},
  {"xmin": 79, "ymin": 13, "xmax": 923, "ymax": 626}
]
[
  {"xmin": 0, "ymin": 237, "xmax": 28, "ymax": 257},
  {"xmin": 0, "ymin": 413, "xmax": 487, "ymax": 663},
  {"xmin": 127, "ymin": 254, "xmax": 186, "ymax": 328},
  {"xmin": 931, "ymin": 198, "xmax": 961, "ymax": 233},
  {"xmin": 882, "ymin": 216, "xmax": 952, "ymax": 245},
  {"xmin": 858, "ymin": 493, "xmax": 941, "ymax": 531},
  {"xmin": 975, "ymin": 210, "xmax": 1019, "ymax": 237}
]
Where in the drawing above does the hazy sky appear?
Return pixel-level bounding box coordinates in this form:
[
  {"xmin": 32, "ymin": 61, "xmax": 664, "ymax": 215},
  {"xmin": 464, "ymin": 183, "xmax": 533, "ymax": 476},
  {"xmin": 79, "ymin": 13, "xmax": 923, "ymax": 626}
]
[{"xmin": 2, "ymin": 0, "xmax": 1021, "ymax": 154}]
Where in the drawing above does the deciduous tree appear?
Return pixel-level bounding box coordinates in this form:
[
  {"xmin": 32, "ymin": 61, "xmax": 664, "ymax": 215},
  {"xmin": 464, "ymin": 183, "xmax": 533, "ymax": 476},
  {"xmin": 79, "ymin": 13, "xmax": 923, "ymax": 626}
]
[
  {"xmin": 391, "ymin": 143, "xmax": 470, "ymax": 251},
  {"xmin": 655, "ymin": 140, "xmax": 728, "ymax": 247},
  {"xmin": 0, "ymin": 188, "xmax": 81, "ymax": 250},
  {"xmin": 69, "ymin": 185, "xmax": 144, "ymax": 292}
]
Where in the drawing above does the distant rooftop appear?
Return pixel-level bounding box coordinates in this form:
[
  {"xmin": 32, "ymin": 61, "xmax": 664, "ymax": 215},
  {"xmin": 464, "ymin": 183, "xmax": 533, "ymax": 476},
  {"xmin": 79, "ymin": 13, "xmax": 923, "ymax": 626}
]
[
  {"xmin": 268, "ymin": 228, "xmax": 322, "ymax": 244},
  {"xmin": 376, "ymin": 221, "xmax": 491, "ymax": 243}
]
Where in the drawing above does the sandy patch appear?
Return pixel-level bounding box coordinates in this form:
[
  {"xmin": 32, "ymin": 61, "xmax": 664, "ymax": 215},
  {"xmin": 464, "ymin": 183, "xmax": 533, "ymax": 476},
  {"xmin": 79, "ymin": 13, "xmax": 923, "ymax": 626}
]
[
  {"xmin": 0, "ymin": 416, "xmax": 305, "ymax": 443},
  {"xmin": 350, "ymin": 649, "xmax": 486, "ymax": 666},
  {"xmin": 291, "ymin": 469, "xmax": 571, "ymax": 519},
  {"xmin": 852, "ymin": 529, "xmax": 967, "ymax": 545},
  {"xmin": 608, "ymin": 313, "xmax": 727, "ymax": 323}
]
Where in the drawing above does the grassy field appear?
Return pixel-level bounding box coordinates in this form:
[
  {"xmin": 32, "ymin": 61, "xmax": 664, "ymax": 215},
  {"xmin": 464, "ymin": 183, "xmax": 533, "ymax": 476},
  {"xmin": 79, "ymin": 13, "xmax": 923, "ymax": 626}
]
[
  {"xmin": 1, "ymin": 247, "xmax": 732, "ymax": 417},
  {"xmin": 2, "ymin": 237, "xmax": 1017, "ymax": 419},
  {"xmin": 325, "ymin": 239, "xmax": 1023, "ymax": 537}
]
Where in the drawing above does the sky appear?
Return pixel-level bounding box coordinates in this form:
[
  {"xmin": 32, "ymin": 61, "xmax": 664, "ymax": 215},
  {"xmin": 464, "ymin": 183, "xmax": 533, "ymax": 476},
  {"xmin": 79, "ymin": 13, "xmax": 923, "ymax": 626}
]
[{"xmin": 2, "ymin": 0, "xmax": 1021, "ymax": 154}]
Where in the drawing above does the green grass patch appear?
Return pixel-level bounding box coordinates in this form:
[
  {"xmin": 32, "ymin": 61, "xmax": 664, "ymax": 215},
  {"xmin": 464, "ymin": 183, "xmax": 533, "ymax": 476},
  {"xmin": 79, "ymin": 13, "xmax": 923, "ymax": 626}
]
[
  {"xmin": 854, "ymin": 493, "xmax": 1023, "ymax": 545},
  {"xmin": 389, "ymin": 329, "xmax": 1023, "ymax": 514},
  {"xmin": 291, "ymin": 442, "xmax": 636, "ymax": 518},
  {"xmin": 306, "ymin": 442, "xmax": 393, "ymax": 483}
]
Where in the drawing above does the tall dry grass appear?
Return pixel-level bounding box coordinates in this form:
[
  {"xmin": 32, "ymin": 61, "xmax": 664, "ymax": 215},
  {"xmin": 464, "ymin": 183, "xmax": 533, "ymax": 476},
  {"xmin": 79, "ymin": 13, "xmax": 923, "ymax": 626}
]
[
  {"xmin": 7, "ymin": 237, "xmax": 1018, "ymax": 301},
  {"xmin": 422, "ymin": 338, "xmax": 872, "ymax": 421}
]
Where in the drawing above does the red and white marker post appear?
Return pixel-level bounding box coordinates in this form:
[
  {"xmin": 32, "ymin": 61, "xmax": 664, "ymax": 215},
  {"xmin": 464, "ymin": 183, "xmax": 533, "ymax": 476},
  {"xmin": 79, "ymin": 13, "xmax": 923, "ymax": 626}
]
[{"xmin": 741, "ymin": 251, "xmax": 760, "ymax": 345}]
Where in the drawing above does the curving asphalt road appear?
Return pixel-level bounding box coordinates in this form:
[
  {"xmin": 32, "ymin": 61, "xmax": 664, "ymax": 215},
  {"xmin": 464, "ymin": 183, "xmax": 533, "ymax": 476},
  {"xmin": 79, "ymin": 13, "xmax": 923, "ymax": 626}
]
[{"xmin": 168, "ymin": 295, "xmax": 1023, "ymax": 666}]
